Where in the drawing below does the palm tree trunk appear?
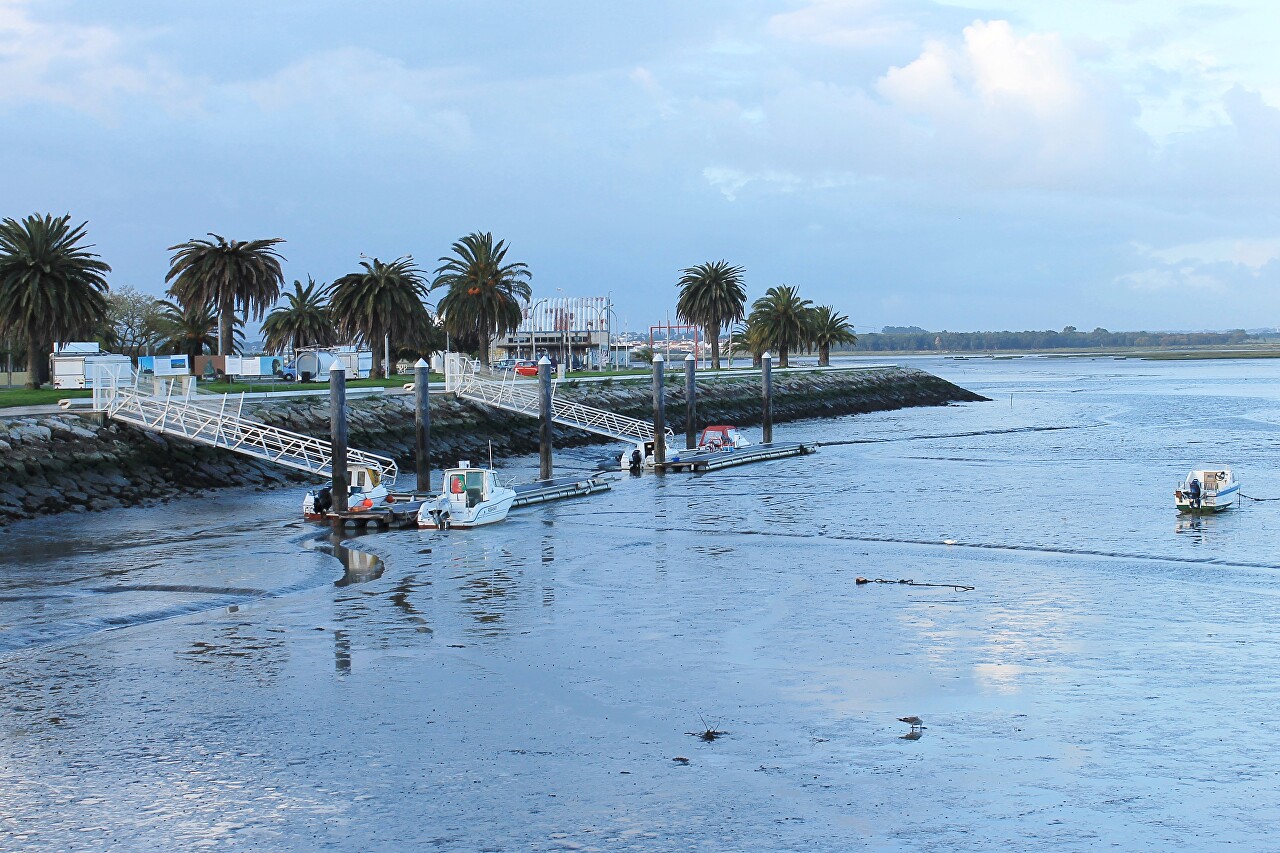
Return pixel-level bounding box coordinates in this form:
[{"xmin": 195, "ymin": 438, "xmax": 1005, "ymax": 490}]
[
  {"xmin": 819, "ymin": 344, "xmax": 830, "ymax": 367},
  {"xmin": 218, "ymin": 296, "xmax": 234, "ymax": 357},
  {"xmin": 479, "ymin": 333, "xmax": 491, "ymax": 368},
  {"xmin": 709, "ymin": 325, "xmax": 721, "ymax": 370},
  {"xmin": 25, "ymin": 335, "xmax": 42, "ymax": 389},
  {"xmin": 779, "ymin": 345, "xmax": 789, "ymax": 368}
]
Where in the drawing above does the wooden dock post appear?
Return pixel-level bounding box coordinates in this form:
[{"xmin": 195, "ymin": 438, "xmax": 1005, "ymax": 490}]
[
  {"xmin": 685, "ymin": 353, "xmax": 697, "ymax": 450},
  {"xmin": 330, "ymin": 364, "xmax": 348, "ymax": 516},
  {"xmin": 538, "ymin": 355, "xmax": 554, "ymax": 480},
  {"xmin": 652, "ymin": 353, "xmax": 666, "ymax": 467},
  {"xmin": 761, "ymin": 351, "xmax": 773, "ymax": 445},
  {"xmin": 414, "ymin": 358, "xmax": 431, "ymax": 494}
]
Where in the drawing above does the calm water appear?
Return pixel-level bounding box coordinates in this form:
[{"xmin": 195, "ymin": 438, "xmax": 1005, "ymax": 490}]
[{"xmin": 3, "ymin": 355, "xmax": 1280, "ymax": 851}]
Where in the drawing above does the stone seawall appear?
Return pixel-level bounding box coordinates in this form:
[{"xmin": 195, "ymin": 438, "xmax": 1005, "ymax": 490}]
[{"xmin": 0, "ymin": 367, "xmax": 985, "ymax": 525}]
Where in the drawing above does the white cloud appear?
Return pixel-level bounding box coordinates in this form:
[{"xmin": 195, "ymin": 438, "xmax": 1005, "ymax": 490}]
[{"xmin": 1147, "ymin": 237, "xmax": 1280, "ymax": 271}]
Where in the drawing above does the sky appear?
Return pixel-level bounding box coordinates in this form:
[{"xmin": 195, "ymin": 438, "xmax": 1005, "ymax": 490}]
[{"xmin": 3, "ymin": 0, "xmax": 1279, "ymax": 334}]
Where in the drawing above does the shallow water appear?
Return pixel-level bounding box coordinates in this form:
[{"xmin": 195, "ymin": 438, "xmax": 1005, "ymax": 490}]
[{"xmin": 4, "ymin": 355, "xmax": 1280, "ymax": 850}]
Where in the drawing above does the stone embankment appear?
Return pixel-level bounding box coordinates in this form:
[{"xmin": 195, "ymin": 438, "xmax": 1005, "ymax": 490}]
[{"xmin": 0, "ymin": 367, "xmax": 985, "ymax": 525}]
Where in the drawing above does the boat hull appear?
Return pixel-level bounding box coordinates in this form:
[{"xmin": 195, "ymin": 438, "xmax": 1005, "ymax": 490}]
[
  {"xmin": 1175, "ymin": 485, "xmax": 1238, "ymax": 513},
  {"xmin": 418, "ymin": 492, "xmax": 516, "ymax": 529}
]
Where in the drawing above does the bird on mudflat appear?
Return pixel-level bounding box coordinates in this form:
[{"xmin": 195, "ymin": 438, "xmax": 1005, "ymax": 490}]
[{"xmin": 898, "ymin": 716, "xmax": 926, "ymax": 730}]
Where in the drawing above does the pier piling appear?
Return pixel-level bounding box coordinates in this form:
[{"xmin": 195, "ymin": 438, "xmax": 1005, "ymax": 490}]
[
  {"xmin": 685, "ymin": 353, "xmax": 697, "ymax": 450},
  {"xmin": 330, "ymin": 364, "xmax": 348, "ymax": 516},
  {"xmin": 538, "ymin": 355, "xmax": 554, "ymax": 480},
  {"xmin": 414, "ymin": 358, "xmax": 431, "ymax": 493},
  {"xmin": 762, "ymin": 351, "xmax": 773, "ymax": 445},
  {"xmin": 653, "ymin": 353, "xmax": 666, "ymax": 467}
]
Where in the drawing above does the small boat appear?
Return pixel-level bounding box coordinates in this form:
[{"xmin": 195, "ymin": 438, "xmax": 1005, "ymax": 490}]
[
  {"xmin": 619, "ymin": 425, "xmax": 753, "ymax": 471},
  {"xmin": 418, "ymin": 462, "xmax": 516, "ymax": 529},
  {"xmin": 303, "ymin": 463, "xmax": 391, "ymax": 520},
  {"xmin": 1175, "ymin": 468, "xmax": 1239, "ymax": 513}
]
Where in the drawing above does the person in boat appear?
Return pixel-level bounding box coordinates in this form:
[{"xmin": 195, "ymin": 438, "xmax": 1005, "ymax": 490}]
[{"xmin": 1189, "ymin": 478, "xmax": 1201, "ymax": 509}]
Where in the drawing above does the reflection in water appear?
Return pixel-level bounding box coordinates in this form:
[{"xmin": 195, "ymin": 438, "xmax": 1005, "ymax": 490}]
[
  {"xmin": 325, "ymin": 531, "xmax": 385, "ymax": 587},
  {"xmin": 390, "ymin": 575, "xmax": 433, "ymax": 634},
  {"xmin": 333, "ymin": 629, "xmax": 351, "ymax": 674},
  {"xmin": 1174, "ymin": 514, "xmax": 1217, "ymax": 544}
]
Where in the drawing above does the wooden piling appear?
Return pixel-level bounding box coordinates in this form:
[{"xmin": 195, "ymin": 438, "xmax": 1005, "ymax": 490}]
[
  {"xmin": 685, "ymin": 353, "xmax": 697, "ymax": 450},
  {"xmin": 414, "ymin": 358, "xmax": 431, "ymax": 493},
  {"xmin": 538, "ymin": 355, "xmax": 554, "ymax": 480},
  {"xmin": 652, "ymin": 353, "xmax": 666, "ymax": 466},
  {"xmin": 762, "ymin": 351, "xmax": 773, "ymax": 445},
  {"xmin": 330, "ymin": 364, "xmax": 348, "ymax": 516}
]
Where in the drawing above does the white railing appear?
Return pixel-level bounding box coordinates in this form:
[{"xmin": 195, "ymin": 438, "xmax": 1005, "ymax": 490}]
[
  {"xmin": 444, "ymin": 354, "xmax": 670, "ymax": 445},
  {"xmin": 90, "ymin": 368, "xmax": 397, "ymax": 485}
]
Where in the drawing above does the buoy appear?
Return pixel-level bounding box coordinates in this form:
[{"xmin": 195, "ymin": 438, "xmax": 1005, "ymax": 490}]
[{"xmin": 362, "ymin": 498, "xmax": 373, "ymax": 509}]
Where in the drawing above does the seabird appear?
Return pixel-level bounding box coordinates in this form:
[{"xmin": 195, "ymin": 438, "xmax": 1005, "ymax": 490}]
[{"xmin": 898, "ymin": 715, "xmax": 925, "ymax": 730}]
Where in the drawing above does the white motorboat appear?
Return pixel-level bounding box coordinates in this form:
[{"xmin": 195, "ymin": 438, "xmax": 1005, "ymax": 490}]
[
  {"xmin": 1175, "ymin": 467, "xmax": 1239, "ymax": 513},
  {"xmin": 620, "ymin": 425, "xmax": 753, "ymax": 471},
  {"xmin": 418, "ymin": 462, "xmax": 517, "ymax": 529},
  {"xmin": 303, "ymin": 463, "xmax": 391, "ymax": 520}
]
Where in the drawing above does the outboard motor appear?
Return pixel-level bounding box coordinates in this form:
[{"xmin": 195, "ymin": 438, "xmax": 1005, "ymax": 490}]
[
  {"xmin": 628, "ymin": 447, "xmax": 643, "ymax": 473},
  {"xmin": 313, "ymin": 486, "xmax": 333, "ymax": 514}
]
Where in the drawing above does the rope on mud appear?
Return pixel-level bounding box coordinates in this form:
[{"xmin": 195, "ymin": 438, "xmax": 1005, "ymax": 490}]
[
  {"xmin": 856, "ymin": 577, "xmax": 975, "ymax": 592},
  {"xmin": 1240, "ymin": 493, "xmax": 1280, "ymax": 502}
]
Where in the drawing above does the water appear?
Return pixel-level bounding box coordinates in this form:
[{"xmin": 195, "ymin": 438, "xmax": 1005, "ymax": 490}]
[{"xmin": 4, "ymin": 355, "xmax": 1280, "ymax": 851}]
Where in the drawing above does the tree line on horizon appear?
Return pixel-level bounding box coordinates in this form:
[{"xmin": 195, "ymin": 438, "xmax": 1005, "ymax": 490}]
[{"xmin": 849, "ymin": 326, "xmax": 1260, "ymax": 352}]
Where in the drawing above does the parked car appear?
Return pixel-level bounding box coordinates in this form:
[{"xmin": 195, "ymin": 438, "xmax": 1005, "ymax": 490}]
[
  {"xmin": 491, "ymin": 358, "xmax": 517, "ymax": 371},
  {"xmin": 514, "ymin": 359, "xmax": 539, "ymax": 376}
]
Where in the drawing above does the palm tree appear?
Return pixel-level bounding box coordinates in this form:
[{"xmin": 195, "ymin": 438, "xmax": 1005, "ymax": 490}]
[
  {"xmin": 676, "ymin": 260, "xmax": 746, "ymax": 370},
  {"xmin": 808, "ymin": 305, "xmax": 857, "ymax": 366},
  {"xmin": 329, "ymin": 256, "xmax": 431, "ymax": 378},
  {"xmin": 0, "ymin": 214, "xmax": 111, "ymax": 388},
  {"xmin": 261, "ymin": 277, "xmax": 336, "ymax": 354},
  {"xmin": 165, "ymin": 234, "xmax": 285, "ymax": 357},
  {"xmin": 432, "ymin": 232, "xmax": 532, "ymax": 367},
  {"xmin": 747, "ymin": 285, "xmax": 813, "ymax": 368},
  {"xmin": 156, "ymin": 299, "xmax": 240, "ymax": 360}
]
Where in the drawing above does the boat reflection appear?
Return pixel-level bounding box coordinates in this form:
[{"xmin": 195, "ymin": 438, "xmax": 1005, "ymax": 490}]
[{"xmin": 1174, "ymin": 514, "xmax": 1218, "ymax": 544}]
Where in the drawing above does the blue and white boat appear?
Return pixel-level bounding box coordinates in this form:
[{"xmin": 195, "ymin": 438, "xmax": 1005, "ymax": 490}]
[
  {"xmin": 418, "ymin": 462, "xmax": 516, "ymax": 529},
  {"xmin": 1175, "ymin": 468, "xmax": 1239, "ymax": 513}
]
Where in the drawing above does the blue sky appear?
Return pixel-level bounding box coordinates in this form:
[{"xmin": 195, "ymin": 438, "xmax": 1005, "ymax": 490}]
[{"xmin": 2, "ymin": 0, "xmax": 1278, "ymax": 333}]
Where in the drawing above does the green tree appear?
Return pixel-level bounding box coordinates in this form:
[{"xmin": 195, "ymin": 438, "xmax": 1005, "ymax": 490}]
[
  {"xmin": 103, "ymin": 285, "xmax": 167, "ymax": 358},
  {"xmin": 675, "ymin": 260, "xmax": 746, "ymax": 370},
  {"xmin": 432, "ymin": 232, "xmax": 532, "ymax": 367},
  {"xmin": 808, "ymin": 305, "xmax": 857, "ymax": 366},
  {"xmin": 0, "ymin": 214, "xmax": 111, "ymax": 388},
  {"xmin": 329, "ymin": 256, "xmax": 431, "ymax": 378},
  {"xmin": 156, "ymin": 299, "xmax": 240, "ymax": 360},
  {"xmin": 165, "ymin": 234, "xmax": 285, "ymax": 357},
  {"xmin": 747, "ymin": 285, "xmax": 813, "ymax": 368},
  {"xmin": 261, "ymin": 277, "xmax": 336, "ymax": 354}
]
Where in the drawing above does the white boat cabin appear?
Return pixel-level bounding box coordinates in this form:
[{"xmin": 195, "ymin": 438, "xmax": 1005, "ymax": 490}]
[{"xmin": 1175, "ymin": 467, "xmax": 1239, "ymax": 513}]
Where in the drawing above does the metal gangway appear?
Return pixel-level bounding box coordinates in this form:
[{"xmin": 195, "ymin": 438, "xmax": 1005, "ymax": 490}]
[
  {"xmin": 443, "ymin": 353, "xmax": 670, "ymax": 446},
  {"xmin": 83, "ymin": 366, "xmax": 398, "ymax": 485}
]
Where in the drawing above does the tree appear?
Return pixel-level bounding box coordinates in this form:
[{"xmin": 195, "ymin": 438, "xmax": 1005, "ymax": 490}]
[
  {"xmin": 808, "ymin": 305, "xmax": 857, "ymax": 366},
  {"xmin": 155, "ymin": 299, "xmax": 240, "ymax": 360},
  {"xmin": 433, "ymin": 232, "xmax": 532, "ymax": 367},
  {"xmin": 261, "ymin": 277, "xmax": 336, "ymax": 354},
  {"xmin": 104, "ymin": 285, "xmax": 167, "ymax": 358},
  {"xmin": 747, "ymin": 285, "xmax": 813, "ymax": 368},
  {"xmin": 675, "ymin": 260, "xmax": 746, "ymax": 370},
  {"xmin": 0, "ymin": 214, "xmax": 111, "ymax": 388},
  {"xmin": 329, "ymin": 256, "xmax": 431, "ymax": 378},
  {"xmin": 165, "ymin": 234, "xmax": 285, "ymax": 357}
]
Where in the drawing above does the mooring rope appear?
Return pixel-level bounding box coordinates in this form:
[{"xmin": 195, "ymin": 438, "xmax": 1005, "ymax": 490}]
[
  {"xmin": 856, "ymin": 577, "xmax": 975, "ymax": 592},
  {"xmin": 1240, "ymin": 493, "xmax": 1280, "ymax": 502}
]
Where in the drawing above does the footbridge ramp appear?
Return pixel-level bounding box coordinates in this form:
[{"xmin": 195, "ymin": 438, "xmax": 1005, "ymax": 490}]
[
  {"xmin": 443, "ymin": 354, "xmax": 671, "ymax": 446},
  {"xmin": 83, "ymin": 368, "xmax": 397, "ymax": 484}
]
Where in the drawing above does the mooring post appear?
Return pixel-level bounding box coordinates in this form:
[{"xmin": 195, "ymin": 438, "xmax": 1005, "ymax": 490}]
[
  {"xmin": 414, "ymin": 358, "xmax": 431, "ymax": 494},
  {"xmin": 652, "ymin": 353, "xmax": 666, "ymax": 467},
  {"xmin": 330, "ymin": 364, "xmax": 349, "ymax": 517},
  {"xmin": 684, "ymin": 353, "xmax": 697, "ymax": 450},
  {"xmin": 538, "ymin": 355, "xmax": 554, "ymax": 480},
  {"xmin": 761, "ymin": 351, "xmax": 773, "ymax": 445}
]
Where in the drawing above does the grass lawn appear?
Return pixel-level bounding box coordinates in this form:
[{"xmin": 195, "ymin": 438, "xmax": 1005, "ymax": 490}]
[{"xmin": 0, "ymin": 387, "xmax": 92, "ymax": 409}]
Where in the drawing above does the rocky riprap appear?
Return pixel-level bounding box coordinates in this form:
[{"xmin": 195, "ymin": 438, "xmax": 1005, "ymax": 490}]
[{"xmin": 0, "ymin": 366, "xmax": 986, "ymax": 525}]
